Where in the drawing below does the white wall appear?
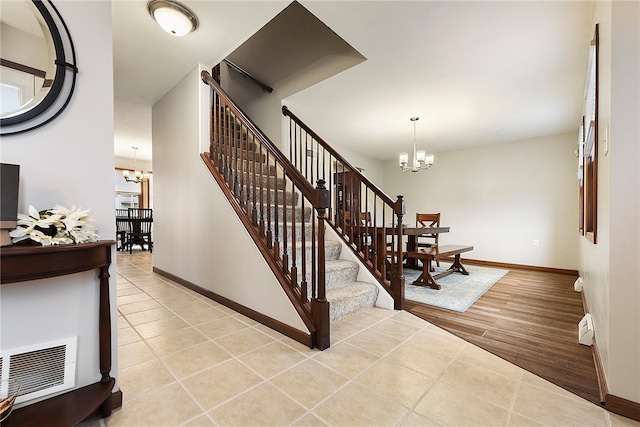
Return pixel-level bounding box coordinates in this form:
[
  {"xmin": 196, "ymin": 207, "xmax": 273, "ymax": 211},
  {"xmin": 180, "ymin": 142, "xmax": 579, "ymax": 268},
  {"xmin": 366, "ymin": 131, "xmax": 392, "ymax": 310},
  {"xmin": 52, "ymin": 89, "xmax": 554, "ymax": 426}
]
[
  {"xmin": 0, "ymin": 1, "xmax": 117, "ymax": 401},
  {"xmin": 382, "ymin": 133, "xmax": 579, "ymax": 269},
  {"xmin": 580, "ymin": 0, "xmax": 640, "ymax": 405},
  {"xmin": 151, "ymin": 64, "xmax": 308, "ymax": 334}
]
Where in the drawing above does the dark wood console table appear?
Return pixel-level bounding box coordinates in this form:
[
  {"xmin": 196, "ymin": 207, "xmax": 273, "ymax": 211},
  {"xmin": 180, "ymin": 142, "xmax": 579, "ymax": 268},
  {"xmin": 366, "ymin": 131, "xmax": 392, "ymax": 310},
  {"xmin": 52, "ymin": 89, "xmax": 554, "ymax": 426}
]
[{"xmin": 0, "ymin": 240, "xmax": 120, "ymax": 427}]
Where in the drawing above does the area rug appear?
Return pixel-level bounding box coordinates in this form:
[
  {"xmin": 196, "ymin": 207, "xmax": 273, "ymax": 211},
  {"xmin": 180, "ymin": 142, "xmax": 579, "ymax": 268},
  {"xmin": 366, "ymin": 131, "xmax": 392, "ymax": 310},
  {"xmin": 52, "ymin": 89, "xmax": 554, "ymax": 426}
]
[{"xmin": 403, "ymin": 263, "xmax": 508, "ymax": 312}]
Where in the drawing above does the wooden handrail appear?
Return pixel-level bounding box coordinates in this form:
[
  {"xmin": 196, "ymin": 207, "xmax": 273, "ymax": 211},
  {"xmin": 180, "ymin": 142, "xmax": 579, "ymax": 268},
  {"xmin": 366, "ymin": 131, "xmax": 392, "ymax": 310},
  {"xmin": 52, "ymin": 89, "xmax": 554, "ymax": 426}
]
[
  {"xmin": 202, "ymin": 71, "xmax": 322, "ymax": 206},
  {"xmin": 222, "ymin": 59, "xmax": 274, "ymax": 94},
  {"xmin": 282, "ymin": 106, "xmax": 399, "ymax": 211}
]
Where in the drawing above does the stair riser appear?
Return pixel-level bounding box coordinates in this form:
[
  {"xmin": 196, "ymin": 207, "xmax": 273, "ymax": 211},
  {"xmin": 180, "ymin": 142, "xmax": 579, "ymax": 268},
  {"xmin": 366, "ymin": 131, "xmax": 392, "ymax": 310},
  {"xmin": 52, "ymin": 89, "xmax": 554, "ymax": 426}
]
[
  {"xmin": 248, "ymin": 189, "xmax": 298, "ymax": 206},
  {"xmin": 301, "ymin": 261, "xmax": 359, "ymax": 291},
  {"xmin": 328, "ymin": 284, "xmax": 379, "ymax": 322},
  {"xmin": 283, "ymin": 240, "xmax": 343, "ymax": 272}
]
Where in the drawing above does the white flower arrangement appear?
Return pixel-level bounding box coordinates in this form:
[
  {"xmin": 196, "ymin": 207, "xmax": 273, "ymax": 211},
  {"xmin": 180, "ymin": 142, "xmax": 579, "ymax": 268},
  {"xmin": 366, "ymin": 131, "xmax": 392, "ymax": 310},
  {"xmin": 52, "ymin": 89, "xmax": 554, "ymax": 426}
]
[{"xmin": 9, "ymin": 205, "xmax": 99, "ymax": 246}]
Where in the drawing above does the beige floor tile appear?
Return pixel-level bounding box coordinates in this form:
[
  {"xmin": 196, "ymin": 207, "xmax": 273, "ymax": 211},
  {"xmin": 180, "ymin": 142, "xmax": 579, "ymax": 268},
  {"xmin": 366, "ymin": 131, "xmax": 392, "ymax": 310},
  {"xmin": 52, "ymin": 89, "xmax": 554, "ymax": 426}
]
[
  {"xmin": 133, "ymin": 315, "xmax": 189, "ymax": 339},
  {"xmin": 118, "ymin": 358, "xmax": 175, "ymax": 402},
  {"xmin": 520, "ymin": 370, "xmax": 586, "ymax": 402},
  {"xmin": 233, "ymin": 313, "xmax": 260, "ymax": 326},
  {"xmin": 270, "ymin": 359, "xmax": 349, "ymax": 409},
  {"xmin": 116, "ymin": 326, "xmax": 141, "ymax": 346},
  {"xmin": 438, "ymin": 358, "xmax": 518, "ymax": 409},
  {"xmin": 162, "ymin": 341, "xmax": 232, "ymax": 379},
  {"xmin": 609, "ymin": 412, "xmax": 640, "ymax": 427},
  {"xmin": 118, "ymin": 340, "xmax": 155, "ymax": 369},
  {"xmin": 238, "ymin": 341, "xmax": 307, "ymax": 378},
  {"xmin": 414, "ymin": 381, "xmax": 508, "ymax": 427},
  {"xmin": 178, "ymin": 306, "xmax": 229, "ymax": 326},
  {"xmin": 363, "ymin": 306, "xmax": 397, "ymax": 319},
  {"xmin": 392, "ymin": 310, "xmax": 432, "ymax": 328},
  {"xmin": 123, "ymin": 306, "xmax": 173, "ymax": 326},
  {"xmin": 313, "ymin": 382, "xmax": 409, "ymax": 426},
  {"xmin": 182, "ymin": 414, "xmax": 216, "ymax": 426},
  {"xmin": 181, "ymin": 359, "xmax": 262, "ymax": 410},
  {"xmin": 312, "ymin": 341, "xmax": 380, "ymax": 378},
  {"xmin": 208, "ymin": 382, "xmax": 307, "ymax": 426},
  {"xmin": 457, "ymin": 344, "xmax": 522, "ymax": 378},
  {"xmin": 399, "ymin": 411, "xmax": 441, "ymax": 426},
  {"xmin": 117, "ymin": 298, "xmax": 163, "ymax": 315},
  {"xmin": 214, "ymin": 327, "xmax": 276, "ymax": 356},
  {"xmin": 106, "ymin": 383, "xmax": 202, "ymax": 426},
  {"xmin": 161, "ymin": 296, "xmax": 212, "ymax": 314},
  {"xmin": 344, "ymin": 327, "xmax": 404, "ymax": 357},
  {"xmin": 116, "ymin": 315, "xmax": 129, "ymax": 330},
  {"xmin": 254, "ymin": 322, "xmax": 288, "ymax": 340},
  {"xmin": 408, "ymin": 327, "xmax": 467, "ymax": 353},
  {"xmin": 340, "ymin": 309, "xmax": 386, "ymax": 327},
  {"xmin": 368, "ymin": 317, "xmax": 423, "ymax": 341},
  {"xmin": 506, "ymin": 412, "xmax": 546, "ymax": 426},
  {"xmin": 384, "ymin": 341, "xmax": 459, "ymax": 378},
  {"xmin": 196, "ymin": 316, "xmax": 250, "ymax": 339},
  {"xmin": 145, "ymin": 326, "xmax": 208, "ymax": 356},
  {"xmin": 117, "ymin": 292, "xmax": 152, "ymax": 306},
  {"xmin": 116, "ymin": 286, "xmax": 142, "ymax": 296},
  {"xmin": 512, "ymin": 382, "xmax": 608, "ymax": 426},
  {"xmin": 354, "ymin": 359, "xmax": 435, "ymax": 407},
  {"xmin": 291, "ymin": 413, "xmax": 329, "ymax": 426},
  {"xmin": 280, "ymin": 335, "xmax": 321, "ymax": 356},
  {"xmin": 330, "ymin": 319, "xmax": 363, "ymax": 343}
]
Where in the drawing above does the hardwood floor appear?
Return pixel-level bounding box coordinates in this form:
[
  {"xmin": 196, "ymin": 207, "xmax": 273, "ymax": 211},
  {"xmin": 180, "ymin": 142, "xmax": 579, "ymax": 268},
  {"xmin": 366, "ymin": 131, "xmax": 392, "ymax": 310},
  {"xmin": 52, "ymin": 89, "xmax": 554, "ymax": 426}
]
[{"xmin": 404, "ymin": 265, "xmax": 602, "ymax": 405}]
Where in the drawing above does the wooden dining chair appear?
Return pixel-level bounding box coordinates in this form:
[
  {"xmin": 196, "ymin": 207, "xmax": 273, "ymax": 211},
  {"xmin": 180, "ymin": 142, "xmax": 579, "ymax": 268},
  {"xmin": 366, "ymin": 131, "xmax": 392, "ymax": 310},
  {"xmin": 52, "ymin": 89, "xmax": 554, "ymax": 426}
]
[
  {"xmin": 343, "ymin": 211, "xmax": 374, "ymax": 258},
  {"xmin": 416, "ymin": 213, "xmax": 441, "ymax": 267},
  {"xmin": 115, "ymin": 209, "xmax": 130, "ymax": 251},
  {"xmin": 126, "ymin": 208, "xmax": 153, "ymax": 253}
]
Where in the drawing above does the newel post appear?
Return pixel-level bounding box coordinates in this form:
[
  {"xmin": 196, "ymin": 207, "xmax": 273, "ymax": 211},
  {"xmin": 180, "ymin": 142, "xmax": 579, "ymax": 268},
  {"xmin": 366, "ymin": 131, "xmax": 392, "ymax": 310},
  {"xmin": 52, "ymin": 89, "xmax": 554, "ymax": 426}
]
[
  {"xmin": 312, "ymin": 179, "xmax": 330, "ymax": 350},
  {"xmin": 394, "ymin": 195, "xmax": 406, "ymax": 310}
]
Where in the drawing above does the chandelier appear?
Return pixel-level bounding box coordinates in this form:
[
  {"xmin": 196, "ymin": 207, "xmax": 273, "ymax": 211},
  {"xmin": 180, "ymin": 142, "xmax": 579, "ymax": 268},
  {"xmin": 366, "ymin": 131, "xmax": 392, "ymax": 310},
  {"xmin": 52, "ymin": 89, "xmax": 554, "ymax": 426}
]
[
  {"xmin": 122, "ymin": 147, "xmax": 150, "ymax": 183},
  {"xmin": 399, "ymin": 117, "xmax": 434, "ymax": 172}
]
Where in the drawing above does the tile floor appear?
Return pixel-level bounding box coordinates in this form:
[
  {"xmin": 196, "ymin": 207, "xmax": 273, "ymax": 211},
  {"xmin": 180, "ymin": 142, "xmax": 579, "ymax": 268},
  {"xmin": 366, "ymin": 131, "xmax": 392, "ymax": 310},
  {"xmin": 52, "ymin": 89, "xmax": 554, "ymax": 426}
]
[{"xmin": 88, "ymin": 251, "xmax": 638, "ymax": 427}]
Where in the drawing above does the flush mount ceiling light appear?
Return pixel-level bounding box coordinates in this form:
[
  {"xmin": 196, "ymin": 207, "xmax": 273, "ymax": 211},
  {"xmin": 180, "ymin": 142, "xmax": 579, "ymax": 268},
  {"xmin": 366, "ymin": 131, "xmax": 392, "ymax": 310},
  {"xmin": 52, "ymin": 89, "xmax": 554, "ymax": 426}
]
[{"xmin": 147, "ymin": 0, "xmax": 199, "ymax": 36}]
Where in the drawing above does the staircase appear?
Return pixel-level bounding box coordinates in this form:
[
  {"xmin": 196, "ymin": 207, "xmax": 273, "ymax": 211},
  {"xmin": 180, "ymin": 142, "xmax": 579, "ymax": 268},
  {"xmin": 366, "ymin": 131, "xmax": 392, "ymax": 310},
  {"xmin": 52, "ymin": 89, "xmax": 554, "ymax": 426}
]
[
  {"xmin": 200, "ymin": 70, "xmax": 388, "ymax": 349},
  {"xmin": 250, "ymin": 148, "xmax": 380, "ymax": 322}
]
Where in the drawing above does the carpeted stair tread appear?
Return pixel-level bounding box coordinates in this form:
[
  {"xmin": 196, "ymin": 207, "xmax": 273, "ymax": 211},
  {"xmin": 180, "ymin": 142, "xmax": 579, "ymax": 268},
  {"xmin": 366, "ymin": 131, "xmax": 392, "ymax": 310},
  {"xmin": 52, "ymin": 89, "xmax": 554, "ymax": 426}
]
[{"xmin": 327, "ymin": 281, "xmax": 379, "ymax": 322}]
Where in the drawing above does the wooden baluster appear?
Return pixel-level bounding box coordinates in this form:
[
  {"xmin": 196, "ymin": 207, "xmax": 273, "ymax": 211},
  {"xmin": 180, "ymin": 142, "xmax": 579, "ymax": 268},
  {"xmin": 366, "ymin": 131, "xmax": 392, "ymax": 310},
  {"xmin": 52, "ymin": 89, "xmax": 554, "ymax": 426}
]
[
  {"xmin": 282, "ymin": 170, "xmax": 289, "ymax": 274},
  {"xmin": 259, "ymin": 139, "xmax": 265, "ymax": 236},
  {"xmin": 289, "ymin": 180, "xmax": 297, "ymax": 286},
  {"xmin": 266, "ymin": 151, "xmax": 273, "ymax": 248},
  {"xmin": 300, "ymin": 196, "xmax": 307, "ymax": 302}
]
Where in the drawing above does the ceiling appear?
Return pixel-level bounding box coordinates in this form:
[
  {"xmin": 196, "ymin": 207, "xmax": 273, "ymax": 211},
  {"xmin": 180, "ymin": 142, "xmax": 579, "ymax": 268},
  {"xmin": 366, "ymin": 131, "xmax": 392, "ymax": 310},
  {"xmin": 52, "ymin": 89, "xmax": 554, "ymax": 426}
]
[{"xmin": 113, "ymin": 1, "xmax": 594, "ymax": 162}]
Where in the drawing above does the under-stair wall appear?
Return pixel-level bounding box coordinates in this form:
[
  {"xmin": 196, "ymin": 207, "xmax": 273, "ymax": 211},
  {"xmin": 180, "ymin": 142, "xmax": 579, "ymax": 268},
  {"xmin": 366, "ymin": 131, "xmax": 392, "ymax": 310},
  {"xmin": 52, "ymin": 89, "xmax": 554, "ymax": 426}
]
[{"xmin": 151, "ymin": 65, "xmax": 310, "ymax": 337}]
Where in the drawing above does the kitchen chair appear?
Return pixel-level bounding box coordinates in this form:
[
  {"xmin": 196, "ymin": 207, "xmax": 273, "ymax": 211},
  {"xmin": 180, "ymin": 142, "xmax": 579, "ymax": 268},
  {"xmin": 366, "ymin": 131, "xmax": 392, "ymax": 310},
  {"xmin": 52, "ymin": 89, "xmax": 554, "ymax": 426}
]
[
  {"xmin": 416, "ymin": 212, "xmax": 441, "ymax": 268},
  {"xmin": 115, "ymin": 209, "xmax": 130, "ymax": 251},
  {"xmin": 126, "ymin": 208, "xmax": 153, "ymax": 253}
]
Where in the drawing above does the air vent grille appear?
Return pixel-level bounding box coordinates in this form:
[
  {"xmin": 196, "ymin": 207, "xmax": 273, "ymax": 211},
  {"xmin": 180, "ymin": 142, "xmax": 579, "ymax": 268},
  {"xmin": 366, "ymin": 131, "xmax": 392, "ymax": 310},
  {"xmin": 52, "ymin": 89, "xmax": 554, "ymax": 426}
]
[{"xmin": 1, "ymin": 337, "xmax": 77, "ymax": 404}]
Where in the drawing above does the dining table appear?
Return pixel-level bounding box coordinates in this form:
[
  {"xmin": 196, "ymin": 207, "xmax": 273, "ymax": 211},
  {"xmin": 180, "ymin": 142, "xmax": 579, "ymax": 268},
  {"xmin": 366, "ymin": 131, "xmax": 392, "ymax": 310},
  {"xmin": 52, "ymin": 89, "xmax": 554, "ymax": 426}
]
[
  {"xmin": 369, "ymin": 225, "xmax": 451, "ymax": 275},
  {"xmin": 115, "ymin": 215, "xmax": 153, "ymax": 251}
]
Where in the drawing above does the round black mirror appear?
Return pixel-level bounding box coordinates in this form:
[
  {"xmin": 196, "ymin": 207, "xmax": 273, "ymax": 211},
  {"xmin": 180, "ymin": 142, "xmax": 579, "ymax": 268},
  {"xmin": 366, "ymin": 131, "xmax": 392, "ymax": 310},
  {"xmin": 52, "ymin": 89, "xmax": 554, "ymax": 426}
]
[{"xmin": 0, "ymin": 0, "xmax": 78, "ymax": 136}]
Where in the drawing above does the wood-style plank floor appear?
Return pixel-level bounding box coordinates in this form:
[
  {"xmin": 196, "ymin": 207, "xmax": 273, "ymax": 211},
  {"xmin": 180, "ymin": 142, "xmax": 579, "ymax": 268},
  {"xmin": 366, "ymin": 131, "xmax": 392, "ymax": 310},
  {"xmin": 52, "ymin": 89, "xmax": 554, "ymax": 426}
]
[{"xmin": 404, "ymin": 265, "xmax": 602, "ymax": 405}]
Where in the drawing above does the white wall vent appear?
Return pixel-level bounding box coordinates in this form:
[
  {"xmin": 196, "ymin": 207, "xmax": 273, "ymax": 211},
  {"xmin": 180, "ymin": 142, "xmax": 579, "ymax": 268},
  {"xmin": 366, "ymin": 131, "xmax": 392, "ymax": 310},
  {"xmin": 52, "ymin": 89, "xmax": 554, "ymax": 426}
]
[
  {"xmin": 578, "ymin": 314, "xmax": 594, "ymax": 346},
  {"xmin": 0, "ymin": 337, "xmax": 77, "ymax": 404}
]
